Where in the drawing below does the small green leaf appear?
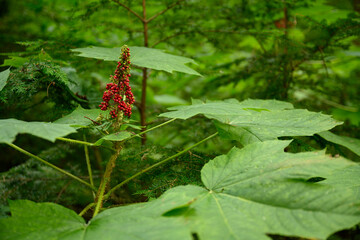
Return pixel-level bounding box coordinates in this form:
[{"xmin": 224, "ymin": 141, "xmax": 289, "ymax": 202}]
[
  {"xmin": 318, "ymin": 131, "xmax": 360, "ymax": 157},
  {"xmin": 0, "ymin": 119, "xmax": 77, "ymax": 144},
  {"xmin": 94, "ymin": 131, "xmax": 132, "ymax": 146},
  {"xmin": 122, "ymin": 123, "xmax": 143, "ymax": 130},
  {"xmin": 71, "ymin": 46, "xmax": 201, "ymax": 76},
  {"xmin": 0, "ymin": 68, "xmax": 10, "ymax": 91},
  {"xmin": 54, "ymin": 106, "xmax": 102, "ymax": 127}
]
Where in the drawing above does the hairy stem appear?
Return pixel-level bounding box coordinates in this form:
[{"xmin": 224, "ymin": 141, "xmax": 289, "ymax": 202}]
[
  {"xmin": 7, "ymin": 143, "xmax": 96, "ymax": 191},
  {"xmin": 104, "ymin": 132, "xmax": 218, "ymax": 200}
]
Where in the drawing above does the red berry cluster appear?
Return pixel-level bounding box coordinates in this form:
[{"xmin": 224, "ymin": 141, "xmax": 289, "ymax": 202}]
[{"xmin": 99, "ymin": 46, "xmax": 135, "ymax": 118}]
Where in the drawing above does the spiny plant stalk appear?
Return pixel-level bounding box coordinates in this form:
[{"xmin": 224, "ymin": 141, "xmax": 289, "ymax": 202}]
[
  {"xmin": 79, "ymin": 132, "xmax": 218, "ymax": 217},
  {"xmin": 94, "ymin": 45, "xmax": 135, "ymax": 217},
  {"xmin": 104, "ymin": 132, "xmax": 218, "ymax": 200},
  {"xmin": 93, "ymin": 143, "xmax": 122, "ymax": 217}
]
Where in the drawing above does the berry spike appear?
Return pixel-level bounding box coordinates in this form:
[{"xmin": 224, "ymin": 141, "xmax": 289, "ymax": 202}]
[{"xmin": 99, "ymin": 45, "xmax": 134, "ymax": 119}]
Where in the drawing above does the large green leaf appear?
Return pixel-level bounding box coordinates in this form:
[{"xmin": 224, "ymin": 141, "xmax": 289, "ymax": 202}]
[
  {"xmin": 54, "ymin": 106, "xmax": 102, "ymax": 128},
  {"xmin": 160, "ymin": 99, "xmax": 341, "ymax": 145},
  {"xmin": 84, "ymin": 203, "xmax": 191, "ymax": 240},
  {"xmin": 71, "ymin": 46, "xmax": 201, "ymax": 76},
  {"xmin": 2, "ymin": 140, "xmax": 359, "ymax": 239},
  {"xmin": 0, "ymin": 119, "xmax": 77, "ymax": 144},
  {"xmin": 0, "ymin": 68, "xmax": 10, "ymax": 91},
  {"xmin": 318, "ymin": 131, "xmax": 360, "ymax": 157}
]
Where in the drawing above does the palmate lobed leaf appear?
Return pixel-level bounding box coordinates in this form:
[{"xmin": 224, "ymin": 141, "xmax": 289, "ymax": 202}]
[
  {"xmin": 0, "ymin": 118, "xmax": 77, "ymax": 144},
  {"xmin": 184, "ymin": 140, "xmax": 360, "ymax": 240},
  {"xmin": 160, "ymin": 99, "xmax": 342, "ymax": 145},
  {"xmin": 1, "ymin": 140, "xmax": 360, "ymax": 240},
  {"xmin": 71, "ymin": 46, "xmax": 201, "ymax": 76}
]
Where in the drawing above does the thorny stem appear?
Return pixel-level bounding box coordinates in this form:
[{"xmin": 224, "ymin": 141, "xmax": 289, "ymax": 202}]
[
  {"xmin": 81, "ymin": 118, "xmax": 177, "ymax": 214},
  {"xmin": 79, "ymin": 202, "xmax": 96, "ymax": 217},
  {"xmin": 93, "ymin": 143, "xmax": 122, "ymax": 217},
  {"xmin": 84, "ymin": 134, "xmax": 95, "ymax": 194},
  {"xmin": 7, "ymin": 143, "xmax": 96, "ymax": 191},
  {"xmin": 103, "ymin": 132, "xmax": 218, "ymax": 200}
]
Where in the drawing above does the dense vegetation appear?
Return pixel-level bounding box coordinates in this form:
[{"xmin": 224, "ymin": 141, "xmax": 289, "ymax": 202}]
[{"xmin": 0, "ymin": 0, "xmax": 359, "ymax": 239}]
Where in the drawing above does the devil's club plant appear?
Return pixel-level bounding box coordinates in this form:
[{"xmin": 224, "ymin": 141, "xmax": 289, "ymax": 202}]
[
  {"xmin": 92, "ymin": 45, "xmax": 136, "ymax": 217},
  {"xmin": 0, "ymin": 45, "xmax": 360, "ymax": 240}
]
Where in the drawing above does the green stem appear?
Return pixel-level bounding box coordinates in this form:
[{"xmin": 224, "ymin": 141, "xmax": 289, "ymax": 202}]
[
  {"xmin": 104, "ymin": 132, "xmax": 218, "ymax": 200},
  {"xmin": 78, "ymin": 202, "xmax": 96, "ymax": 217},
  {"xmin": 126, "ymin": 118, "xmax": 176, "ymax": 141},
  {"xmin": 84, "ymin": 134, "xmax": 95, "ymax": 191},
  {"xmin": 7, "ymin": 143, "xmax": 96, "ymax": 191}
]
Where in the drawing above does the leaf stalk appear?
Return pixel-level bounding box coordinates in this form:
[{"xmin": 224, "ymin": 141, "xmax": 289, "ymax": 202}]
[{"xmin": 103, "ymin": 132, "xmax": 218, "ymax": 200}]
